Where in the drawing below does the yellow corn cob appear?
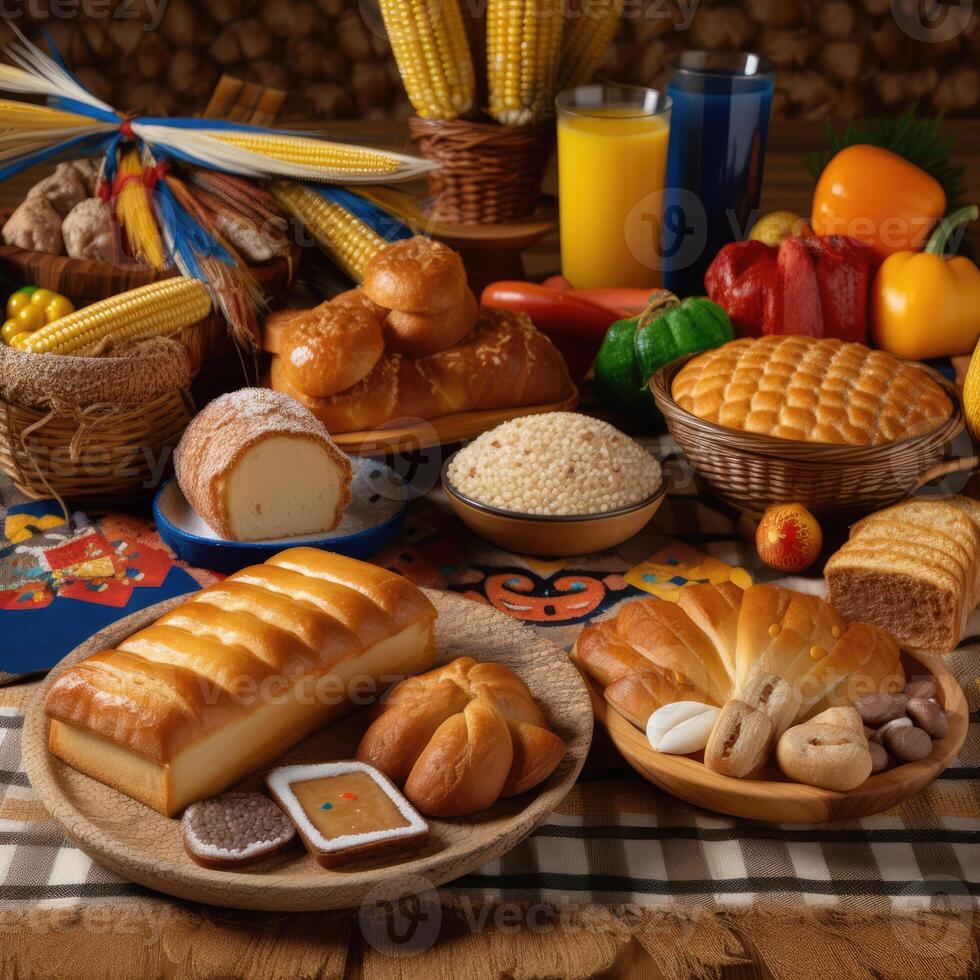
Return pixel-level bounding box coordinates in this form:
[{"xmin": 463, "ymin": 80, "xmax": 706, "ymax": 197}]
[
  {"xmin": 116, "ymin": 149, "xmax": 166, "ymax": 270},
  {"xmin": 558, "ymin": 0, "xmax": 624, "ymax": 89},
  {"xmin": 487, "ymin": 0, "xmax": 564, "ymax": 125},
  {"xmin": 271, "ymin": 181, "xmax": 386, "ymax": 281},
  {"xmin": 378, "ymin": 0, "xmax": 475, "ymax": 120},
  {"xmin": 206, "ymin": 132, "xmax": 401, "ymax": 176},
  {"xmin": 22, "ymin": 278, "xmax": 212, "ymax": 355}
]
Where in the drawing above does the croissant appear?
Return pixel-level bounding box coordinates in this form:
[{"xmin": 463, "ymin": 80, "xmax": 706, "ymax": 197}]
[
  {"xmin": 573, "ymin": 583, "xmax": 904, "ymax": 776},
  {"xmin": 355, "ymin": 656, "xmax": 565, "ymax": 816}
]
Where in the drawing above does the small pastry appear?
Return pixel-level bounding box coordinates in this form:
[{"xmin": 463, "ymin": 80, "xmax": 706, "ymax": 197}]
[
  {"xmin": 384, "ymin": 286, "xmax": 478, "ymax": 358},
  {"xmin": 279, "ymin": 304, "xmax": 385, "ymax": 397},
  {"xmin": 362, "ymin": 236, "xmax": 466, "ymax": 314},
  {"xmin": 646, "ymin": 701, "xmax": 719, "ymax": 754},
  {"xmin": 181, "ymin": 792, "xmax": 296, "ymax": 869},
  {"xmin": 775, "ymin": 720, "xmax": 872, "ymax": 791},
  {"xmin": 267, "ymin": 762, "xmax": 429, "ymax": 868}
]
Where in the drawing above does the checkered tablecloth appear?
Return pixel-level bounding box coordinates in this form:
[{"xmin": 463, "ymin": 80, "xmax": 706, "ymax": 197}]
[{"xmin": 0, "ymin": 443, "xmax": 978, "ymax": 979}]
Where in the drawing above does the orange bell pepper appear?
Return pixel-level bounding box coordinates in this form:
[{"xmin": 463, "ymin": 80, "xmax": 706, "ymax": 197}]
[
  {"xmin": 811, "ymin": 145, "xmax": 946, "ymax": 261},
  {"xmin": 872, "ymin": 205, "xmax": 980, "ymax": 360}
]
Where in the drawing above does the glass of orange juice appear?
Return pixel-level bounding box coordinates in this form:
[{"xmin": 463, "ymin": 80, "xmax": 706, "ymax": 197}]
[{"xmin": 556, "ymin": 85, "xmax": 672, "ymax": 290}]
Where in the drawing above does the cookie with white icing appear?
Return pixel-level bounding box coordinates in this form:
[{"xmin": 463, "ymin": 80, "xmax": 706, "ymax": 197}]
[{"xmin": 181, "ymin": 792, "xmax": 296, "ymax": 869}]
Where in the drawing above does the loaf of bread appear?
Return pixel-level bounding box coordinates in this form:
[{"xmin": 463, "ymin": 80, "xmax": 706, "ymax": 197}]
[
  {"xmin": 826, "ymin": 495, "xmax": 980, "ymax": 652},
  {"xmin": 671, "ymin": 335, "xmax": 953, "ymax": 446},
  {"xmin": 355, "ymin": 656, "xmax": 565, "ymax": 816},
  {"xmin": 362, "ymin": 237, "xmax": 466, "ymax": 315},
  {"xmin": 270, "ymin": 308, "xmax": 574, "ymax": 433},
  {"xmin": 573, "ymin": 583, "xmax": 904, "ymax": 776},
  {"xmin": 174, "ymin": 388, "xmax": 352, "ymax": 542},
  {"xmin": 44, "ymin": 549, "xmax": 438, "ymax": 816}
]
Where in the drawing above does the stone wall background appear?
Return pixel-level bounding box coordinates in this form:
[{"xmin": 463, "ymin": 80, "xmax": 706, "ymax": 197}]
[{"xmin": 0, "ymin": 0, "xmax": 977, "ymax": 121}]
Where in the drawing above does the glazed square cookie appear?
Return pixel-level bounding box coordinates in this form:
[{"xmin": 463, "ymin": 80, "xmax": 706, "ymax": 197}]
[{"xmin": 267, "ymin": 761, "xmax": 429, "ymax": 868}]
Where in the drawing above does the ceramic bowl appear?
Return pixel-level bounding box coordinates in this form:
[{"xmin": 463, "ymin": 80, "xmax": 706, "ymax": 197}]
[
  {"xmin": 155, "ymin": 457, "xmax": 408, "ymax": 574},
  {"xmin": 440, "ymin": 453, "xmax": 666, "ymax": 557}
]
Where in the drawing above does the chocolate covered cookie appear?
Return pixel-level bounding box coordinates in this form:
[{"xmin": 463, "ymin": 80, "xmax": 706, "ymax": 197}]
[{"xmin": 181, "ymin": 792, "xmax": 296, "ymax": 869}]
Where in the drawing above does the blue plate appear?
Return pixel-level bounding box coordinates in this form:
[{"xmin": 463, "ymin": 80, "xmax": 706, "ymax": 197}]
[{"xmin": 153, "ymin": 457, "xmax": 409, "ymax": 574}]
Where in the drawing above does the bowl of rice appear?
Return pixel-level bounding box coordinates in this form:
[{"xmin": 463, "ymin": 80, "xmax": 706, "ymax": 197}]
[{"xmin": 442, "ymin": 413, "xmax": 665, "ymax": 557}]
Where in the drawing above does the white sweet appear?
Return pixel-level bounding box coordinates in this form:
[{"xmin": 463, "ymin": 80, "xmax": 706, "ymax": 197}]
[{"xmin": 646, "ymin": 702, "xmax": 720, "ymax": 755}]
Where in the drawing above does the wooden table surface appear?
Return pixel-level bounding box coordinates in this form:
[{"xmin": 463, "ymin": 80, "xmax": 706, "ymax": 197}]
[{"xmin": 2, "ymin": 119, "xmax": 978, "ymax": 980}]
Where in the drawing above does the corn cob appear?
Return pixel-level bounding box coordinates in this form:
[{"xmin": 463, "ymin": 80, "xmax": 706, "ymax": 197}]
[
  {"xmin": 271, "ymin": 181, "xmax": 386, "ymax": 281},
  {"xmin": 558, "ymin": 0, "xmax": 624, "ymax": 89},
  {"xmin": 487, "ymin": 0, "xmax": 564, "ymax": 125},
  {"xmin": 205, "ymin": 132, "xmax": 402, "ymax": 176},
  {"xmin": 22, "ymin": 278, "xmax": 212, "ymax": 355},
  {"xmin": 115, "ymin": 148, "xmax": 166, "ymax": 270},
  {"xmin": 378, "ymin": 0, "xmax": 476, "ymax": 120}
]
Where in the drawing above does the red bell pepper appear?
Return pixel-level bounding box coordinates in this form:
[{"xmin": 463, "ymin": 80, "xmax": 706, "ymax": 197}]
[{"xmin": 704, "ymin": 230, "xmax": 873, "ymax": 343}]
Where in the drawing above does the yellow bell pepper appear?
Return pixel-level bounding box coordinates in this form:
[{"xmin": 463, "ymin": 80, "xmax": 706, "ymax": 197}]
[{"xmin": 872, "ymin": 205, "xmax": 980, "ymax": 360}]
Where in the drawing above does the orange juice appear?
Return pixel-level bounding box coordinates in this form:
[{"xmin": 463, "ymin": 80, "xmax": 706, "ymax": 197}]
[{"xmin": 558, "ymin": 104, "xmax": 671, "ymax": 289}]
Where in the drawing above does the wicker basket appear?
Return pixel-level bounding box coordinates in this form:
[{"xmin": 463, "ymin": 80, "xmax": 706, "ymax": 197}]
[
  {"xmin": 408, "ymin": 116, "xmax": 553, "ymax": 224},
  {"xmin": 0, "ymin": 241, "xmax": 300, "ymax": 368},
  {"xmin": 650, "ymin": 355, "xmax": 967, "ymax": 518},
  {"xmin": 0, "ymin": 338, "xmax": 195, "ymax": 504}
]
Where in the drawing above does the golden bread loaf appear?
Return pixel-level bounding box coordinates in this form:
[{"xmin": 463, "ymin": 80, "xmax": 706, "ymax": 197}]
[
  {"xmin": 671, "ymin": 336, "xmax": 953, "ymax": 446},
  {"xmin": 573, "ymin": 583, "xmax": 904, "ymax": 773},
  {"xmin": 383, "ymin": 286, "xmax": 479, "ymax": 358},
  {"xmin": 270, "ymin": 308, "xmax": 574, "ymax": 433},
  {"xmin": 44, "ymin": 549, "xmax": 438, "ymax": 816},
  {"xmin": 826, "ymin": 495, "xmax": 980, "ymax": 652},
  {"xmin": 355, "ymin": 656, "xmax": 565, "ymax": 816},
  {"xmin": 173, "ymin": 388, "xmax": 353, "ymax": 542}
]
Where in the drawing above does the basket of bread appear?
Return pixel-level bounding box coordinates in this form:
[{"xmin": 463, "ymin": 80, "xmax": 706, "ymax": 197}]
[{"xmin": 650, "ymin": 335, "xmax": 964, "ymax": 518}]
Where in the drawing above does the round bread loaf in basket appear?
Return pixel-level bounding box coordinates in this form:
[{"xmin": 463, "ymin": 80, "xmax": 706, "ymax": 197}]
[
  {"xmin": 0, "ymin": 241, "xmax": 300, "ymax": 369},
  {"xmin": 0, "ymin": 337, "xmax": 195, "ymax": 504},
  {"xmin": 650, "ymin": 354, "xmax": 966, "ymax": 518}
]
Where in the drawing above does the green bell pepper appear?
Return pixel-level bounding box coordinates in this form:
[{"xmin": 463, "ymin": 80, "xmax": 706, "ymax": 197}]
[{"xmin": 594, "ymin": 291, "xmax": 733, "ymax": 423}]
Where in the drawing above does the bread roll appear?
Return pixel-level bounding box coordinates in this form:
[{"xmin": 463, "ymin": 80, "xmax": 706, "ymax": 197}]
[
  {"xmin": 174, "ymin": 388, "xmax": 352, "ymax": 542},
  {"xmin": 384, "ymin": 286, "xmax": 478, "ymax": 358},
  {"xmin": 269, "ymin": 309, "xmax": 574, "ymax": 434},
  {"xmin": 356, "ymin": 657, "xmax": 565, "ymax": 816},
  {"xmin": 279, "ymin": 304, "xmax": 385, "ymax": 397},
  {"xmin": 362, "ymin": 236, "xmax": 466, "ymax": 314},
  {"xmin": 45, "ymin": 549, "xmax": 438, "ymax": 816}
]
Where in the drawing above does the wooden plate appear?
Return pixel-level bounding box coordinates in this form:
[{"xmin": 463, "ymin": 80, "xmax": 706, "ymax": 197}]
[
  {"xmin": 584, "ymin": 650, "xmax": 968, "ymax": 824},
  {"xmin": 331, "ymin": 389, "xmax": 579, "ymax": 456},
  {"xmin": 22, "ymin": 591, "xmax": 592, "ymax": 911}
]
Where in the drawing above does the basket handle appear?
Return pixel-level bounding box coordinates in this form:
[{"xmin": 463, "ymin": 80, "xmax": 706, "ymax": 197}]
[{"xmin": 913, "ymin": 455, "xmax": 979, "ymax": 491}]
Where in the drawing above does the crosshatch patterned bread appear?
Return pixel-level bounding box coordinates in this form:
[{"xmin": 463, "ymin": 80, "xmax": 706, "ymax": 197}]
[
  {"xmin": 826, "ymin": 495, "xmax": 980, "ymax": 653},
  {"xmin": 573, "ymin": 583, "xmax": 904, "ymax": 740},
  {"xmin": 44, "ymin": 549, "xmax": 438, "ymax": 816},
  {"xmin": 671, "ymin": 336, "xmax": 953, "ymax": 446}
]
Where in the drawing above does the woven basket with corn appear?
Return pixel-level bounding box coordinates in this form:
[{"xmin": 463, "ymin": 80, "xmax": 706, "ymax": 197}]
[{"xmin": 379, "ymin": 0, "xmax": 625, "ymax": 126}]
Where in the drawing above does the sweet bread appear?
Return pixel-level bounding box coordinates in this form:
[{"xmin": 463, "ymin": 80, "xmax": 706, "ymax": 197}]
[
  {"xmin": 671, "ymin": 335, "xmax": 953, "ymax": 446},
  {"xmin": 174, "ymin": 388, "xmax": 352, "ymax": 541},
  {"xmin": 384, "ymin": 286, "xmax": 478, "ymax": 358},
  {"xmin": 356, "ymin": 657, "xmax": 565, "ymax": 816},
  {"xmin": 279, "ymin": 304, "xmax": 385, "ymax": 397},
  {"xmin": 45, "ymin": 549, "xmax": 438, "ymax": 815},
  {"xmin": 362, "ymin": 236, "xmax": 466, "ymax": 314}
]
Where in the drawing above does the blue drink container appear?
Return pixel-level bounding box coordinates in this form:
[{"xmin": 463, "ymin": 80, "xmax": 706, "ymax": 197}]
[{"xmin": 661, "ymin": 53, "xmax": 775, "ymax": 298}]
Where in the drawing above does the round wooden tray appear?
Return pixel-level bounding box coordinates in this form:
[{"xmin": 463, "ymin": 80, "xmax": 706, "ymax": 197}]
[
  {"xmin": 583, "ymin": 650, "xmax": 968, "ymax": 824},
  {"xmin": 23, "ymin": 590, "xmax": 593, "ymax": 911},
  {"xmin": 331, "ymin": 388, "xmax": 578, "ymax": 456}
]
